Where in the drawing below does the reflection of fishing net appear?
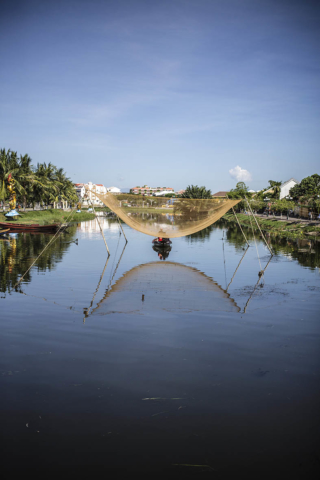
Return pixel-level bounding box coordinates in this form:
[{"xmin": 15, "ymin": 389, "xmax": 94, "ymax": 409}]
[
  {"xmin": 85, "ymin": 189, "xmax": 240, "ymax": 238},
  {"xmin": 93, "ymin": 262, "xmax": 239, "ymax": 314}
]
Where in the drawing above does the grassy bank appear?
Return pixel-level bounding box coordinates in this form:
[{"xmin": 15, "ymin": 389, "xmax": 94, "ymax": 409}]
[
  {"xmin": 223, "ymin": 212, "xmax": 320, "ymax": 240},
  {"xmin": 0, "ymin": 209, "xmax": 95, "ymax": 225}
]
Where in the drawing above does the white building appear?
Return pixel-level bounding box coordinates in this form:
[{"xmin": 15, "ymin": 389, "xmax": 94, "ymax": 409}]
[
  {"xmin": 153, "ymin": 190, "xmax": 175, "ymax": 197},
  {"xmin": 263, "ymin": 178, "xmax": 299, "ymax": 200},
  {"xmin": 279, "ymin": 178, "xmax": 299, "ymax": 199},
  {"xmin": 74, "ymin": 182, "xmax": 107, "ymax": 206},
  {"xmin": 75, "ymin": 184, "xmax": 86, "ymax": 201},
  {"xmin": 107, "ymin": 186, "xmax": 121, "ymax": 193}
]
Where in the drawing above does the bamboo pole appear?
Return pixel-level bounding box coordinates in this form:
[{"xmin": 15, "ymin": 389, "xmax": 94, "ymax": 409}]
[
  {"xmin": 232, "ymin": 207, "xmax": 250, "ymax": 246},
  {"xmin": 245, "ymin": 197, "xmax": 273, "ymax": 255},
  {"xmin": 226, "ymin": 245, "xmax": 249, "ymax": 291},
  {"xmin": 117, "ymin": 215, "xmax": 128, "ymax": 243}
]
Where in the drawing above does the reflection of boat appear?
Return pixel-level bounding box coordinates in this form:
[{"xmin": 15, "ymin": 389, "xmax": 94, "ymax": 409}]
[
  {"xmin": 153, "ymin": 245, "xmax": 171, "ymax": 260},
  {"xmin": 0, "ymin": 222, "xmax": 63, "ymax": 233},
  {"xmin": 0, "ymin": 228, "xmax": 10, "ymax": 236}
]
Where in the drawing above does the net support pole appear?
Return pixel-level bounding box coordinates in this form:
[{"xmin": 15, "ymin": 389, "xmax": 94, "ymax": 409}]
[
  {"xmin": 245, "ymin": 197, "xmax": 273, "ymax": 255},
  {"xmin": 243, "ymin": 254, "xmax": 273, "ymax": 313},
  {"xmin": 117, "ymin": 215, "xmax": 128, "ymax": 243},
  {"xmin": 87, "ymin": 191, "xmax": 110, "ymax": 257},
  {"xmin": 94, "ymin": 207, "xmax": 110, "ymax": 257},
  {"xmin": 232, "ymin": 207, "xmax": 250, "ymax": 247},
  {"xmin": 226, "ymin": 245, "xmax": 249, "ymax": 291},
  {"xmin": 14, "ymin": 205, "xmax": 78, "ymax": 289}
]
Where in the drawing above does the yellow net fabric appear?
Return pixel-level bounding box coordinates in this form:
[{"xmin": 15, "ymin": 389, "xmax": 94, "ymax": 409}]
[{"xmin": 85, "ymin": 188, "xmax": 240, "ymax": 238}]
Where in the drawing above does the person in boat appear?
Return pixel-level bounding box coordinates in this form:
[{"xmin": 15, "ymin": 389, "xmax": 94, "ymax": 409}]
[{"xmin": 152, "ymin": 237, "xmax": 172, "ymax": 245}]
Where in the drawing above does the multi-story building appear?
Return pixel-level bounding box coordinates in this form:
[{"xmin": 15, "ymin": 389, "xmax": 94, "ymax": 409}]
[
  {"xmin": 74, "ymin": 182, "xmax": 108, "ymax": 206},
  {"xmin": 75, "ymin": 183, "xmax": 86, "ymax": 201},
  {"xmin": 130, "ymin": 185, "xmax": 174, "ymax": 195}
]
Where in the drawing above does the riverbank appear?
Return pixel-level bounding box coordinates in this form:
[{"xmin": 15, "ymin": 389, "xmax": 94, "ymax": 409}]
[
  {"xmin": 0, "ymin": 209, "xmax": 96, "ymax": 225},
  {"xmin": 223, "ymin": 212, "xmax": 320, "ymax": 240}
]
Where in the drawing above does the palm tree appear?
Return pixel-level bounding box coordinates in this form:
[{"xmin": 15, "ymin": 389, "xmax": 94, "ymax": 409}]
[
  {"xmin": 53, "ymin": 167, "xmax": 77, "ymax": 207},
  {"xmin": 0, "ymin": 149, "xmax": 26, "ymax": 209},
  {"xmin": 180, "ymin": 185, "xmax": 212, "ymax": 199},
  {"xmin": 15, "ymin": 154, "xmax": 35, "ymax": 211},
  {"xmin": 33, "ymin": 163, "xmax": 59, "ymax": 209},
  {"xmin": 1, "ymin": 148, "xmax": 79, "ymax": 212}
]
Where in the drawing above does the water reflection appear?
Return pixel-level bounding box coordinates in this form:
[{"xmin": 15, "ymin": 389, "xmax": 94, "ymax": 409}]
[
  {"xmin": 152, "ymin": 245, "xmax": 171, "ymax": 260},
  {"xmin": 185, "ymin": 224, "xmax": 216, "ymax": 242},
  {"xmin": 77, "ymin": 216, "xmax": 120, "ymax": 237},
  {"xmin": 0, "ymin": 225, "xmax": 78, "ymax": 294},
  {"xmin": 216, "ymin": 220, "xmax": 320, "ymax": 268},
  {"xmin": 91, "ymin": 261, "xmax": 240, "ymax": 316},
  {"xmin": 1, "ymin": 218, "xmax": 319, "ymax": 301}
]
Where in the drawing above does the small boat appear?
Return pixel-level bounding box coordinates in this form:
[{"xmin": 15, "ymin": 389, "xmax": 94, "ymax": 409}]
[
  {"xmin": 0, "ymin": 228, "xmax": 10, "ymax": 236},
  {"xmin": 0, "ymin": 222, "xmax": 62, "ymax": 233},
  {"xmin": 152, "ymin": 237, "xmax": 172, "ymax": 248}
]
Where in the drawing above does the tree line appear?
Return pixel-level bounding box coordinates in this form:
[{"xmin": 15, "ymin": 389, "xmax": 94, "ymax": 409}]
[
  {"xmin": 0, "ymin": 148, "xmax": 78, "ymax": 209},
  {"xmin": 228, "ymin": 175, "xmax": 320, "ymax": 214}
]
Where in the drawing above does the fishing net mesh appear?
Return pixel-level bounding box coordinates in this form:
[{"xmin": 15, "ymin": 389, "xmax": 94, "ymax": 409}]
[{"xmin": 85, "ymin": 188, "xmax": 240, "ymax": 238}]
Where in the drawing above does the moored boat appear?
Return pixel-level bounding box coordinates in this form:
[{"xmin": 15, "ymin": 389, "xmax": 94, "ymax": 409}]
[
  {"xmin": 152, "ymin": 237, "xmax": 172, "ymax": 247},
  {"xmin": 0, "ymin": 222, "xmax": 62, "ymax": 233}
]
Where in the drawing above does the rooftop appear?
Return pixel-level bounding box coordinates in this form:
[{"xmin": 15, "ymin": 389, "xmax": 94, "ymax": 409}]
[{"xmin": 212, "ymin": 191, "xmax": 229, "ymax": 197}]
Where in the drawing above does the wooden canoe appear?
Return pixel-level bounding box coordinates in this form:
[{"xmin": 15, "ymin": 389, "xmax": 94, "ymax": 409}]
[
  {"xmin": 0, "ymin": 228, "xmax": 10, "ymax": 235},
  {"xmin": 0, "ymin": 222, "xmax": 61, "ymax": 233}
]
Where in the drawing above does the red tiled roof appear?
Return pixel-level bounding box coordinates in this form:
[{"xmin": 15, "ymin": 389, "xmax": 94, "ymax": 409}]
[{"xmin": 212, "ymin": 191, "xmax": 229, "ymax": 197}]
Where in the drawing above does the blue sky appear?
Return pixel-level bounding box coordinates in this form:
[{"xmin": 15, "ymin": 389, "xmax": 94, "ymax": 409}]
[{"xmin": 0, "ymin": 0, "xmax": 319, "ymax": 192}]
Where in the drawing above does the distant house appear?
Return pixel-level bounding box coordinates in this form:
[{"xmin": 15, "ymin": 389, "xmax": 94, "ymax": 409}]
[
  {"xmin": 74, "ymin": 183, "xmax": 85, "ymax": 201},
  {"xmin": 279, "ymin": 178, "xmax": 299, "ymax": 199},
  {"xmin": 107, "ymin": 186, "xmax": 121, "ymax": 193},
  {"xmin": 263, "ymin": 178, "xmax": 299, "ymax": 200},
  {"xmin": 212, "ymin": 191, "xmax": 229, "ymax": 197},
  {"xmin": 74, "ymin": 182, "xmax": 107, "ymax": 206}
]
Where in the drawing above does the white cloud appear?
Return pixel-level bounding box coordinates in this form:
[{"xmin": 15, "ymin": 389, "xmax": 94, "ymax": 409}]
[{"xmin": 229, "ymin": 165, "xmax": 252, "ymax": 182}]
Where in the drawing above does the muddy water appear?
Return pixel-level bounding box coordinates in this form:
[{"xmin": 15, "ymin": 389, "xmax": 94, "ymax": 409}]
[{"xmin": 1, "ymin": 218, "xmax": 319, "ymax": 477}]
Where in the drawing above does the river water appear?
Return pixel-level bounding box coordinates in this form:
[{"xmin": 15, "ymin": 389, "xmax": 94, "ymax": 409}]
[{"xmin": 1, "ymin": 217, "xmax": 319, "ymax": 477}]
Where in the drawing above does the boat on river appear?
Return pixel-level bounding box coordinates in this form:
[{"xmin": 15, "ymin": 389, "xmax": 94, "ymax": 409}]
[
  {"xmin": 0, "ymin": 222, "xmax": 63, "ymax": 233},
  {"xmin": 152, "ymin": 237, "xmax": 172, "ymax": 248},
  {"xmin": 0, "ymin": 228, "xmax": 10, "ymax": 236}
]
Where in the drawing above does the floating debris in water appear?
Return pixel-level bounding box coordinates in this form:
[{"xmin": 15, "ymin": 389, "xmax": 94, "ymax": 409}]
[
  {"xmin": 173, "ymin": 464, "xmax": 216, "ymax": 471},
  {"xmin": 253, "ymin": 368, "xmax": 270, "ymax": 377},
  {"xmin": 142, "ymin": 397, "xmax": 184, "ymax": 401}
]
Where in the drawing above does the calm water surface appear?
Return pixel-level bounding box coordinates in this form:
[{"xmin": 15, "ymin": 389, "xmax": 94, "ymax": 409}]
[{"xmin": 1, "ymin": 218, "xmax": 320, "ymax": 477}]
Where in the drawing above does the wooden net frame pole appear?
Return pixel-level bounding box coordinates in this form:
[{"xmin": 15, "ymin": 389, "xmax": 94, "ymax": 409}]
[
  {"xmin": 226, "ymin": 245, "xmax": 249, "ymax": 291},
  {"xmin": 245, "ymin": 197, "xmax": 273, "ymax": 255},
  {"xmin": 232, "ymin": 207, "xmax": 250, "ymax": 247},
  {"xmin": 117, "ymin": 215, "xmax": 128, "ymax": 243}
]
